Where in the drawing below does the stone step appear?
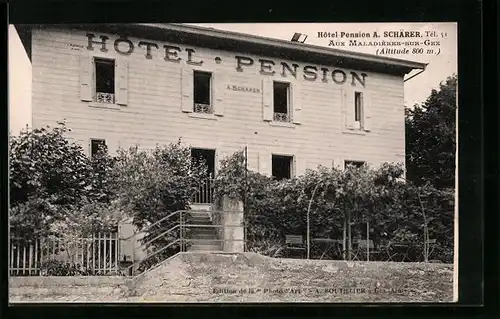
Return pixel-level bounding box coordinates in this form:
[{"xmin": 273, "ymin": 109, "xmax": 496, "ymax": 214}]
[
  {"xmin": 189, "ymin": 204, "xmax": 213, "ymax": 211},
  {"xmin": 188, "ymin": 232, "xmax": 218, "ymax": 239},
  {"xmin": 187, "ymin": 239, "xmax": 220, "ymax": 246},
  {"xmin": 187, "ymin": 215, "xmax": 212, "ymax": 222},
  {"xmin": 187, "ymin": 244, "xmax": 222, "ymax": 252}
]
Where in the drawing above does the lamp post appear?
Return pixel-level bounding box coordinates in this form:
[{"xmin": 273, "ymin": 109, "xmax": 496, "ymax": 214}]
[{"xmin": 306, "ymin": 182, "xmax": 321, "ymax": 259}]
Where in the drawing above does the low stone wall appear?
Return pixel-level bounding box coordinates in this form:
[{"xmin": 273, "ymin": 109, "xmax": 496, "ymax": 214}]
[
  {"xmin": 9, "ymin": 276, "xmax": 131, "ymax": 303},
  {"xmin": 10, "ymin": 253, "xmax": 455, "ymax": 303}
]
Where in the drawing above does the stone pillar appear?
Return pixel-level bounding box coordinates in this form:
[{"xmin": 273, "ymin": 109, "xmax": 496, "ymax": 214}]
[
  {"xmin": 118, "ymin": 219, "xmax": 147, "ymax": 263},
  {"xmin": 221, "ymin": 196, "xmax": 245, "ymax": 253}
]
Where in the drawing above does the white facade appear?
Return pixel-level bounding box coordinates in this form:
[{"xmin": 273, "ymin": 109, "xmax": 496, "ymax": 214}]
[{"xmin": 22, "ymin": 24, "xmax": 425, "ymax": 176}]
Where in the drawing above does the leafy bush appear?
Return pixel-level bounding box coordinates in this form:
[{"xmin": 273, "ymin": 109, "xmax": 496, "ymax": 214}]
[
  {"xmin": 9, "ymin": 123, "xmax": 117, "ymax": 239},
  {"xmin": 214, "ymin": 151, "xmax": 454, "ymax": 263},
  {"xmin": 9, "ymin": 123, "xmax": 92, "ymax": 209},
  {"xmin": 110, "ymin": 140, "xmax": 208, "ymax": 258},
  {"xmin": 246, "ymin": 235, "xmax": 285, "ymax": 258},
  {"xmin": 40, "ymin": 260, "xmax": 123, "ymax": 276},
  {"xmin": 40, "ymin": 260, "xmax": 91, "ymax": 276}
]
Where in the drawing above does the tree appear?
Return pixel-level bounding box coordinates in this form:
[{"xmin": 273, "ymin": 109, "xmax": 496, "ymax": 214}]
[
  {"xmin": 406, "ymin": 74, "xmax": 457, "ymax": 189},
  {"xmin": 109, "ymin": 140, "xmax": 208, "ymax": 266},
  {"xmin": 9, "ymin": 122, "xmax": 120, "ymax": 241},
  {"xmin": 9, "ymin": 122, "xmax": 92, "ymax": 209}
]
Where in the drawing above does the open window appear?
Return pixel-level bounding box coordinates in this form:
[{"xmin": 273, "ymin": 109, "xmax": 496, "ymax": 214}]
[
  {"xmin": 353, "ymin": 91, "xmax": 365, "ymax": 129},
  {"xmin": 272, "ymin": 154, "xmax": 294, "ymax": 180},
  {"xmin": 193, "ymin": 71, "xmax": 212, "ymax": 114},
  {"xmin": 90, "ymin": 139, "xmax": 106, "ymax": 158},
  {"xmin": 94, "ymin": 58, "xmax": 115, "ymax": 104},
  {"xmin": 273, "ymin": 81, "xmax": 291, "ymax": 122}
]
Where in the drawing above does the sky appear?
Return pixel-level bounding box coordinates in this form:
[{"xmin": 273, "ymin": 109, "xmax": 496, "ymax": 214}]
[{"xmin": 8, "ymin": 23, "xmax": 457, "ymax": 135}]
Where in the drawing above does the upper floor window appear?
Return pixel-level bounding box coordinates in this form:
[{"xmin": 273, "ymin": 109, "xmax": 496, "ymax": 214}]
[
  {"xmin": 94, "ymin": 58, "xmax": 115, "ymax": 104},
  {"xmin": 272, "ymin": 154, "xmax": 294, "ymax": 180},
  {"xmin": 342, "ymin": 87, "xmax": 371, "ymax": 132},
  {"xmin": 273, "ymin": 81, "xmax": 291, "ymax": 122},
  {"xmin": 193, "ymin": 71, "xmax": 212, "ymax": 114},
  {"xmin": 80, "ymin": 54, "xmax": 128, "ymax": 106},
  {"xmin": 354, "ymin": 91, "xmax": 363, "ymax": 127}
]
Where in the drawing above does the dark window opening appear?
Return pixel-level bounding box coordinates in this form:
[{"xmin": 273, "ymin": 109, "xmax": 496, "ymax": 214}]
[
  {"xmin": 273, "ymin": 82, "xmax": 290, "ymax": 114},
  {"xmin": 91, "ymin": 139, "xmax": 106, "ymax": 158},
  {"xmin": 193, "ymin": 71, "xmax": 211, "ymax": 106},
  {"xmin": 95, "ymin": 58, "xmax": 115, "ymax": 94},
  {"xmin": 345, "ymin": 160, "xmax": 365, "ymax": 169},
  {"xmin": 354, "ymin": 91, "xmax": 363, "ymax": 122},
  {"xmin": 191, "ymin": 148, "xmax": 216, "ymax": 177},
  {"xmin": 272, "ymin": 155, "xmax": 293, "ymax": 180}
]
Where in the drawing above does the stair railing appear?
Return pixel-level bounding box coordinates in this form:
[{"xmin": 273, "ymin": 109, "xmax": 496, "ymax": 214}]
[{"xmin": 123, "ymin": 209, "xmax": 191, "ymax": 276}]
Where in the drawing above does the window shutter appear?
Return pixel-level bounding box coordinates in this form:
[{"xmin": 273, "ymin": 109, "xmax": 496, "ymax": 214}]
[
  {"xmin": 363, "ymin": 91, "xmax": 372, "ymax": 131},
  {"xmin": 115, "ymin": 59, "xmax": 129, "ymax": 106},
  {"xmin": 181, "ymin": 68, "xmax": 194, "ymax": 113},
  {"xmin": 247, "ymin": 151, "xmax": 259, "ymax": 172},
  {"xmin": 342, "ymin": 86, "xmax": 355, "ymax": 129},
  {"xmin": 295, "ymin": 157, "xmax": 307, "ymax": 176},
  {"xmin": 213, "ymin": 73, "xmax": 225, "ymax": 116},
  {"xmin": 258, "ymin": 152, "xmax": 271, "ymax": 176},
  {"xmin": 291, "ymin": 81, "xmax": 302, "ymax": 124},
  {"xmin": 80, "ymin": 54, "xmax": 93, "ymax": 102},
  {"xmin": 262, "ymin": 78, "xmax": 273, "ymax": 121}
]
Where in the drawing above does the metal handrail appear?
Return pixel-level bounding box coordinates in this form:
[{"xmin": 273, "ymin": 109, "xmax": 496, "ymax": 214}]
[
  {"xmin": 123, "ymin": 209, "xmax": 246, "ymax": 276},
  {"xmin": 136, "ymin": 224, "xmax": 180, "ymax": 250},
  {"xmin": 125, "ymin": 239, "xmax": 181, "ymax": 275},
  {"xmin": 121, "ymin": 209, "xmax": 202, "ymax": 241}
]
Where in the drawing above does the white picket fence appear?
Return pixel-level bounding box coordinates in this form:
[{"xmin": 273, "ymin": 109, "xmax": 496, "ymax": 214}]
[{"xmin": 9, "ymin": 232, "xmax": 120, "ymax": 276}]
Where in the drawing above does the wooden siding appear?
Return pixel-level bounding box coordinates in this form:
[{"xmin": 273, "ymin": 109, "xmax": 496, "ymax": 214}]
[{"xmin": 31, "ymin": 28, "xmax": 406, "ymax": 176}]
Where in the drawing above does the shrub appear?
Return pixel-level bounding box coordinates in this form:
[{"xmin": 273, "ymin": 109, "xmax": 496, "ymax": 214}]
[
  {"xmin": 109, "ymin": 140, "xmax": 208, "ymax": 259},
  {"xmin": 214, "ymin": 151, "xmax": 454, "ymax": 263}
]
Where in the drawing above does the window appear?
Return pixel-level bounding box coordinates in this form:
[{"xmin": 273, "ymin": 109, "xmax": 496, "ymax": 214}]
[
  {"xmin": 191, "ymin": 148, "xmax": 216, "ymax": 177},
  {"xmin": 344, "ymin": 160, "xmax": 365, "ymax": 169},
  {"xmin": 273, "ymin": 81, "xmax": 291, "ymax": 122},
  {"xmin": 272, "ymin": 155, "xmax": 293, "ymax": 180},
  {"xmin": 354, "ymin": 91, "xmax": 363, "ymax": 126},
  {"xmin": 91, "ymin": 139, "xmax": 106, "ymax": 158},
  {"xmin": 193, "ymin": 71, "xmax": 212, "ymax": 114},
  {"xmin": 94, "ymin": 58, "xmax": 115, "ymax": 104}
]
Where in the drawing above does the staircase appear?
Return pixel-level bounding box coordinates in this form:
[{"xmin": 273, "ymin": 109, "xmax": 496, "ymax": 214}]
[{"xmin": 187, "ymin": 204, "xmax": 222, "ymax": 252}]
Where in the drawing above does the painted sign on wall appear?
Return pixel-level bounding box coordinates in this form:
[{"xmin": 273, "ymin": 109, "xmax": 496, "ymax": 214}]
[{"xmin": 86, "ymin": 33, "xmax": 368, "ymax": 87}]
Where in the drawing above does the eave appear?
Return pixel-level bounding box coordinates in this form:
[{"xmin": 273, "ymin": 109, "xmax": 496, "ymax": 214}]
[{"xmin": 15, "ymin": 23, "xmax": 427, "ymax": 76}]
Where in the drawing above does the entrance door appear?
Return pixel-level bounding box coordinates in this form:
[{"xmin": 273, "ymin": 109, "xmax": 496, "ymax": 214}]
[
  {"xmin": 191, "ymin": 148, "xmax": 215, "ymax": 204},
  {"xmin": 191, "ymin": 148, "xmax": 215, "ymax": 177}
]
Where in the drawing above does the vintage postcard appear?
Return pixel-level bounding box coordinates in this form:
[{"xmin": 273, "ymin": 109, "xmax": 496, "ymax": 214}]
[{"xmin": 8, "ymin": 22, "xmax": 457, "ymax": 303}]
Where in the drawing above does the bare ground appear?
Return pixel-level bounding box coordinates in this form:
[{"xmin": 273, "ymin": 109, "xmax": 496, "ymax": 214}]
[{"xmin": 10, "ymin": 252, "xmax": 454, "ymax": 303}]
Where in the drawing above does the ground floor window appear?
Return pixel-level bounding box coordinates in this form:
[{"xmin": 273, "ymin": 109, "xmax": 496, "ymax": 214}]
[
  {"xmin": 344, "ymin": 160, "xmax": 365, "ymax": 169},
  {"xmin": 90, "ymin": 139, "xmax": 106, "ymax": 158},
  {"xmin": 272, "ymin": 154, "xmax": 293, "ymax": 180}
]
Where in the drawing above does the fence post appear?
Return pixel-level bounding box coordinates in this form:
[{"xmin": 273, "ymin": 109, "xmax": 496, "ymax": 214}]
[
  {"xmin": 34, "ymin": 238, "xmax": 39, "ymax": 275},
  {"xmin": 115, "ymin": 232, "xmax": 119, "ymax": 272},
  {"xmin": 180, "ymin": 211, "xmax": 184, "ymax": 252},
  {"xmin": 28, "ymin": 241, "xmax": 33, "ymax": 275},
  {"xmin": 367, "ymin": 220, "xmax": 370, "ymax": 262}
]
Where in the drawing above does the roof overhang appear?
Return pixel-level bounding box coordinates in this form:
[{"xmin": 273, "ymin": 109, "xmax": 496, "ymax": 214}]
[{"xmin": 15, "ymin": 23, "xmax": 427, "ymax": 76}]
